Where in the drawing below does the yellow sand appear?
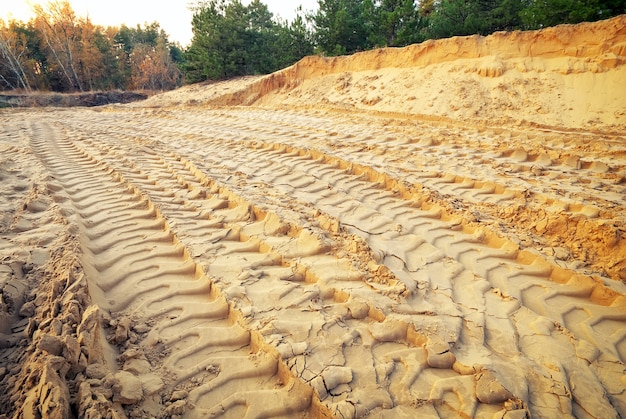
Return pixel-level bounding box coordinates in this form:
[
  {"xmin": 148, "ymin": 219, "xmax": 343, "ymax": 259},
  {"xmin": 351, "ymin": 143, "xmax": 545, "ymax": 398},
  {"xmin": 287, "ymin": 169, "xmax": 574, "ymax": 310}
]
[{"xmin": 1, "ymin": 15, "xmax": 625, "ymax": 419}]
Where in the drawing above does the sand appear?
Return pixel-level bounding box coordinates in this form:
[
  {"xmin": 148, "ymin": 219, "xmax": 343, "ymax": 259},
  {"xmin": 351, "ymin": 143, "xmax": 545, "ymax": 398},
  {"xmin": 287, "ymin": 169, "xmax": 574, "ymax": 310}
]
[{"xmin": 1, "ymin": 15, "xmax": 625, "ymax": 419}]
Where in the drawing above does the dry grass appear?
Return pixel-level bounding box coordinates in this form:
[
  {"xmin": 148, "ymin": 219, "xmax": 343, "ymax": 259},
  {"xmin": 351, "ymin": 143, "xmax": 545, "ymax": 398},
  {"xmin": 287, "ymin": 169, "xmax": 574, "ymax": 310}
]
[{"xmin": 0, "ymin": 90, "xmax": 149, "ymax": 108}]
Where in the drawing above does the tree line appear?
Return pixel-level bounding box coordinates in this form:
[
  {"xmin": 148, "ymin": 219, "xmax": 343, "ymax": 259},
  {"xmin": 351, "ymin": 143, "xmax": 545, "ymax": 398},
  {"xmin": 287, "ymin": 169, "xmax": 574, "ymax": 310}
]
[
  {"xmin": 184, "ymin": 0, "xmax": 625, "ymax": 80},
  {"xmin": 2, "ymin": 0, "xmax": 624, "ymax": 92},
  {"xmin": 0, "ymin": 1, "xmax": 183, "ymax": 92},
  {"xmin": 309, "ymin": 0, "xmax": 625, "ymax": 55}
]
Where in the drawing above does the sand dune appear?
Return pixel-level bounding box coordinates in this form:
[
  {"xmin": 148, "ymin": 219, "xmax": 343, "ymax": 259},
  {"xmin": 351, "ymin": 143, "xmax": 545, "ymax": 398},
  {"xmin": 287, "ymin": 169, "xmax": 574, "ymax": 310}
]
[{"xmin": 1, "ymin": 16, "xmax": 625, "ymax": 419}]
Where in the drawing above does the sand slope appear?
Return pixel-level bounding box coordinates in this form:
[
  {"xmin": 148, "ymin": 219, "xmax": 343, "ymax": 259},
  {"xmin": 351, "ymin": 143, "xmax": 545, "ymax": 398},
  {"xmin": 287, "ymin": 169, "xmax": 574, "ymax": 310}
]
[
  {"xmin": 1, "ymin": 16, "xmax": 626, "ymax": 419},
  {"xmin": 210, "ymin": 15, "xmax": 626, "ymax": 131}
]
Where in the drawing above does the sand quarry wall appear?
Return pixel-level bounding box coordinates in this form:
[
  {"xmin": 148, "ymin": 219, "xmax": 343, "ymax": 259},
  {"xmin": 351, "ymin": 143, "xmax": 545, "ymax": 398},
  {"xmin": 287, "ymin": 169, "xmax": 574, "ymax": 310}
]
[{"xmin": 213, "ymin": 15, "xmax": 626, "ymax": 131}]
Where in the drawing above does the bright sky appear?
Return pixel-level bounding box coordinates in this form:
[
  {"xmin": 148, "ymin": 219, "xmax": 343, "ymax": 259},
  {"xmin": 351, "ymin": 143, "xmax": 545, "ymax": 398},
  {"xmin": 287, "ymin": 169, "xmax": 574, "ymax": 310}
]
[{"xmin": 0, "ymin": 0, "xmax": 319, "ymax": 47}]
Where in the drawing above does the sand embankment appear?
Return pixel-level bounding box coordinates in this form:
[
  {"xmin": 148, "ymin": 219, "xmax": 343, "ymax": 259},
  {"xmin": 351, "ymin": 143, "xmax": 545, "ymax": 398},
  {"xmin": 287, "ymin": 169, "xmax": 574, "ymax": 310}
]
[{"xmin": 187, "ymin": 15, "xmax": 626, "ymax": 131}]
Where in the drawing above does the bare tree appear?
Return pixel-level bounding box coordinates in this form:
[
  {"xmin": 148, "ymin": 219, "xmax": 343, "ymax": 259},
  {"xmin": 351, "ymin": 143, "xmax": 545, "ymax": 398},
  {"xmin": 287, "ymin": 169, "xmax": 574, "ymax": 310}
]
[
  {"xmin": 33, "ymin": 1, "xmax": 83, "ymax": 91},
  {"xmin": 0, "ymin": 19, "xmax": 31, "ymax": 91}
]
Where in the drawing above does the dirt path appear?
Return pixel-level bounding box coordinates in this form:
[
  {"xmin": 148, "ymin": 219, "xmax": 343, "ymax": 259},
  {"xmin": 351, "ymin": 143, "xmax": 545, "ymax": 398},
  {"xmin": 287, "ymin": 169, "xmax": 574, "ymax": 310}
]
[{"xmin": 2, "ymin": 103, "xmax": 623, "ymax": 418}]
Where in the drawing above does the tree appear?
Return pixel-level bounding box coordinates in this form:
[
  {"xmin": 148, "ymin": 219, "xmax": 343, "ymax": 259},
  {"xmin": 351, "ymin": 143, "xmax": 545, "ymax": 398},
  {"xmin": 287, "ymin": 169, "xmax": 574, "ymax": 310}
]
[
  {"xmin": 275, "ymin": 11, "xmax": 314, "ymax": 69},
  {"xmin": 0, "ymin": 19, "xmax": 32, "ymax": 91},
  {"xmin": 310, "ymin": 0, "xmax": 373, "ymax": 55},
  {"xmin": 92, "ymin": 27, "xmax": 125, "ymax": 90},
  {"xmin": 426, "ymin": 0, "xmax": 529, "ymax": 39},
  {"xmin": 114, "ymin": 23, "xmax": 160, "ymax": 84},
  {"xmin": 0, "ymin": 2, "xmax": 183, "ymax": 92},
  {"xmin": 184, "ymin": 0, "xmax": 312, "ymax": 81},
  {"xmin": 368, "ymin": 0, "xmax": 426, "ymax": 47},
  {"xmin": 246, "ymin": 0, "xmax": 279, "ymax": 74},
  {"xmin": 113, "ymin": 22, "xmax": 182, "ymax": 90},
  {"xmin": 184, "ymin": 1, "xmax": 244, "ymax": 80},
  {"xmin": 427, "ymin": 0, "xmax": 476, "ymax": 38},
  {"xmin": 33, "ymin": 0, "xmax": 83, "ymax": 91},
  {"xmin": 76, "ymin": 17, "xmax": 106, "ymax": 91},
  {"xmin": 521, "ymin": 0, "xmax": 625, "ymax": 29},
  {"xmin": 489, "ymin": 0, "xmax": 527, "ymax": 31},
  {"xmin": 310, "ymin": 0, "xmax": 428, "ymax": 53},
  {"xmin": 130, "ymin": 38, "xmax": 183, "ymax": 90}
]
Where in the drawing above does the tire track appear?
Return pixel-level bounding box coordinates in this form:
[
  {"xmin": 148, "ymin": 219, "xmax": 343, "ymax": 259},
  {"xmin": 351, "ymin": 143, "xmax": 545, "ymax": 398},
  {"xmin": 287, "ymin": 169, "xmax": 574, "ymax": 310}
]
[
  {"xmin": 125, "ymin": 112, "xmax": 626, "ymax": 415},
  {"xmin": 29, "ymin": 120, "xmax": 318, "ymax": 418},
  {"xmin": 51, "ymin": 112, "xmax": 626, "ymax": 417},
  {"xmin": 101, "ymin": 107, "xmax": 626, "ymax": 274},
  {"xmin": 56, "ymin": 119, "xmax": 527, "ymax": 417},
  {"xmin": 61, "ymin": 121, "xmax": 477, "ymax": 417},
  {"xmin": 137, "ymin": 107, "xmax": 626, "ymax": 279},
  {"xmin": 240, "ymin": 139, "xmax": 626, "ymax": 359}
]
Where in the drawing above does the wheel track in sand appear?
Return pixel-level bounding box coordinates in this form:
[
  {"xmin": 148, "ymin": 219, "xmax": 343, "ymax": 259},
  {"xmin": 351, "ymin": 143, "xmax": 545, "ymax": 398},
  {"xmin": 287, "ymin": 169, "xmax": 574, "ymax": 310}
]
[
  {"xmin": 171, "ymin": 107, "xmax": 626, "ymax": 208},
  {"xmin": 28, "ymin": 120, "xmax": 320, "ymax": 418},
  {"xmin": 173, "ymin": 134, "xmax": 626, "ymax": 416},
  {"xmin": 134, "ymin": 117, "xmax": 625, "ymax": 362},
  {"xmin": 49, "ymin": 111, "xmax": 626, "ymax": 417},
  {"xmin": 59, "ymin": 120, "xmax": 487, "ymax": 417},
  {"xmin": 79, "ymin": 107, "xmax": 626, "ymax": 279},
  {"xmin": 224, "ymin": 109, "xmax": 626, "ymax": 273}
]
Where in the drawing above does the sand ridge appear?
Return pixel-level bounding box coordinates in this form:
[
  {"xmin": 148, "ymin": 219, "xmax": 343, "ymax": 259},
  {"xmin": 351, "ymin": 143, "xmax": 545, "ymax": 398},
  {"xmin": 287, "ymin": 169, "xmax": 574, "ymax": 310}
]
[
  {"xmin": 1, "ymin": 16, "xmax": 626, "ymax": 419},
  {"xmin": 182, "ymin": 15, "xmax": 626, "ymax": 132}
]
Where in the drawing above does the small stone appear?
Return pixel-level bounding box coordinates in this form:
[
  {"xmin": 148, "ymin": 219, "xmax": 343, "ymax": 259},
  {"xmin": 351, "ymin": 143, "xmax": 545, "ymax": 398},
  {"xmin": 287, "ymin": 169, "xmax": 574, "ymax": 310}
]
[
  {"xmin": 312, "ymin": 366, "xmax": 353, "ymax": 400},
  {"xmin": 50, "ymin": 319, "xmax": 63, "ymax": 335},
  {"xmin": 19, "ymin": 301, "xmax": 36, "ymax": 317},
  {"xmin": 77, "ymin": 381, "xmax": 93, "ymax": 405},
  {"xmin": 86, "ymin": 363, "xmax": 108, "ymax": 379},
  {"xmin": 61, "ymin": 300, "xmax": 82, "ymax": 325},
  {"xmin": 369, "ymin": 320, "xmax": 408, "ymax": 342},
  {"xmin": 78, "ymin": 305, "xmax": 100, "ymax": 333},
  {"xmin": 119, "ymin": 348, "xmax": 143, "ymax": 361},
  {"xmin": 76, "ymin": 352, "xmax": 88, "ymax": 373},
  {"xmin": 170, "ymin": 389, "xmax": 188, "ymax": 401},
  {"xmin": 38, "ymin": 335, "xmax": 64, "ymax": 356},
  {"xmin": 62, "ymin": 335, "xmax": 81, "ymax": 366},
  {"xmin": 25, "ymin": 318, "xmax": 37, "ymax": 337},
  {"xmin": 133, "ymin": 323, "xmax": 150, "ymax": 334},
  {"xmin": 324, "ymin": 366, "xmax": 353, "ymax": 390},
  {"xmin": 114, "ymin": 318, "xmax": 131, "ymax": 344},
  {"xmin": 141, "ymin": 374, "xmax": 165, "ymax": 396},
  {"xmin": 346, "ymin": 299, "xmax": 369, "ymax": 319},
  {"xmin": 426, "ymin": 338, "xmax": 456, "ymax": 369},
  {"xmin": 123, "ymin": 358, "xmax": 151, "ymax": 375},
  {"xmin": 130, "ymin": 408, "xmax": 147, "ymax": 418},
  {"xmin": 475, "ymin": 371, "xmax": 514, "ymax": 404},
  {"xmin": 277, "ymin": 342, "xmax": 308, "ymax": 359},
  {"xmin": 164, "ymin": 400, "xmax": 187, "ymax": 416},
  {"xmin": 0, "ymin": 332, "xmax": 17, "ymax": 349},
  {"xmin": 553, "ymin": 247, "xmax": 570, "ymax": 260},
  {"xmin": 47, "ymin": 355, "xmax": 68, "ymax": 372},
  {"xmin": 94, "ymin": 384, "xmax": 113, "ymax": 400},
  {"xmin": 112, "ymin": 371, "xmax": 143, "ymax": 404},
  {"xmin": 38, "ymin": 362, "xmax": 71, "ymax": 418}
]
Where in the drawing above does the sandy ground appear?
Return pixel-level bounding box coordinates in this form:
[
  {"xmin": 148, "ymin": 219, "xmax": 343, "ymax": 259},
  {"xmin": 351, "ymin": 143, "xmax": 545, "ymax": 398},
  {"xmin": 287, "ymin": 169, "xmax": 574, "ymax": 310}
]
[{"xmin": 1, "ymin": 15, "xmax": 625, "ymax": 419}]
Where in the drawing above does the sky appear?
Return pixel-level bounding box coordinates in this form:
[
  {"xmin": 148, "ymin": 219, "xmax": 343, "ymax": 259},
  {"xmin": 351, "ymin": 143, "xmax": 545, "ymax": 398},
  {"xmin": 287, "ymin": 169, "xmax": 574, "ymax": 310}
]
[{"xmin": 0, "ymin": 0, "xmax": 319, "ymax": 47}]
